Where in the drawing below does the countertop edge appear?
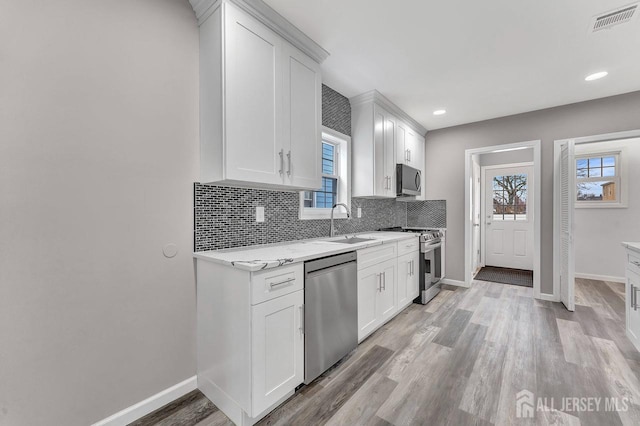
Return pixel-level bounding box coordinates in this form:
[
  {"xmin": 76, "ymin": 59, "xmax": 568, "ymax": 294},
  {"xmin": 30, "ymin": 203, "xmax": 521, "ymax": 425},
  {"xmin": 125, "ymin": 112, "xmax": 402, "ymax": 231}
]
[
  {"xmin": 193, "ymin": 232, "xmax": 418, "ymax": 272},
  {"xmin": 622, "ymin": 242, "xmax": 640, "ymax": 254}
]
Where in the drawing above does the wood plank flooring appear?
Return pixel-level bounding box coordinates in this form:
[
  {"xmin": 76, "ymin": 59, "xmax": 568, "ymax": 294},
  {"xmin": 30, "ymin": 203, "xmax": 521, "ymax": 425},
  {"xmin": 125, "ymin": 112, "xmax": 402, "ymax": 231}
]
[{"xmin": 132, "ymin": 278, "xmax": 640, "ymax": 426}]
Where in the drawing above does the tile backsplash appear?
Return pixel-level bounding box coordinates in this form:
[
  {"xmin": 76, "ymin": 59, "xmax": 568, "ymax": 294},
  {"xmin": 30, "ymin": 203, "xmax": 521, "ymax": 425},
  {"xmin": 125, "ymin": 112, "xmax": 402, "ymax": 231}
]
[{"xmin": 194, "ymin": 184, "xmax": 446, "ymax": 251}]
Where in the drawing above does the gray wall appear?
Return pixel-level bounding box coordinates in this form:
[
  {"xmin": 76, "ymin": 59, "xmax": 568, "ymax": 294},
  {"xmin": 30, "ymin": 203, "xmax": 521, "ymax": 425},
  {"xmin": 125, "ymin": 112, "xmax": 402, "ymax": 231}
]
[
  {"xmin": 0, "ymin": 1, "xmax": 199, "ymax": 424},
  {"xmin": 574, "ymin": 138, "xmax": 640, "ymax": 279},
  {"xmin": 424, "ymin": 91, "xmax": 640, "ymax": 294}
]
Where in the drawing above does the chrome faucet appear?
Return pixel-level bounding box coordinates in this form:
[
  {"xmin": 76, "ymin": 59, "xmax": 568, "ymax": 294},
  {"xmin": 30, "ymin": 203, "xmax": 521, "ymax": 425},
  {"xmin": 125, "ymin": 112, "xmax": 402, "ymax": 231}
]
[{"xmin": 330, "ymin": 203, "xmax": 351, "ymax": 237}]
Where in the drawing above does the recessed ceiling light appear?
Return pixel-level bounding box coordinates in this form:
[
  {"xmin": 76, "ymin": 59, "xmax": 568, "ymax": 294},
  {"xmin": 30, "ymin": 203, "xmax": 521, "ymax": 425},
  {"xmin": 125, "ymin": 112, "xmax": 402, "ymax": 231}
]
[
  {"xmin": 433, "ymin": 109, "xmax": 446, "ymax": 116},
  {"xmin": 585, "ymin": 71, "xmax": 608, "ymax": 81}
]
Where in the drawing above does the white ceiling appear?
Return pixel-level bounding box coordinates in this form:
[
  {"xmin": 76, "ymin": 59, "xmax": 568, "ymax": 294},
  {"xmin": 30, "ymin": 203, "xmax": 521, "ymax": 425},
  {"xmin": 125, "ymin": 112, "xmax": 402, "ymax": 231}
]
[{"xmin": 264, "ymin": 0, "xmax": 640, "ymax": 130}]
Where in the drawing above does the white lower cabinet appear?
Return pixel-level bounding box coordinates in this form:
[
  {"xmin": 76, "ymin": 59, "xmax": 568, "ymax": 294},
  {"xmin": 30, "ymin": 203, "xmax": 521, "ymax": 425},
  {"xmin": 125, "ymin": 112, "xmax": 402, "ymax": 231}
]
[
  {"xmin": 397, "ymin": 251, "xmax": 420, "ymax": 308},
  {"xmin": 197, "ymin": 261, "xmax": 304, "ymax": 425},
  {"xmin": 378, "ymin": 259, "xmax": 398, "ymax": 323},
  {"xmin": 357, "ymin": 264, "xmax": 381, "ymax": 340},
  {"xmin": 357, "ymin": 239, "xmax": 420, "ymax": 342},
  {"xmin": 626, "ymin": 247, "xmax": 640, "ymax": 350},
  {"xmin": 251, "ymin": 290, "xmax": 304, "ymax": 416}
]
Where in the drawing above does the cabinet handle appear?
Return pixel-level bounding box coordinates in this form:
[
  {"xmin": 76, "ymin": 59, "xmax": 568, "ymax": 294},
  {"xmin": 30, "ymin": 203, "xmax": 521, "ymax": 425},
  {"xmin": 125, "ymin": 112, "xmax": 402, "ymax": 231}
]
[
  {"xmin": 632, "ymin": 284, "xmax": 636, "ymax": 309},
  {"xmin": 633, "ymin": 285, "xmax": 640, "ymax": 311},
  {"xmin": 270, "ymin": 277, "xmax": 295, "ymax": 289},
  {"xmin": 287, "ymin": 150, "xmax": 291, "ymax": 177},
  {"xmin": 408, "ymin": 149, "xmax": 411, "ymax": 162},
  {"xmin": 405, "ymin": 149, "xmax": 409, "ymax": 162},
  {"xmin": 382, "ymin": 272, "xmax": 386, "ymax": 291},
  {"xmin": 411, "ymin": 260, "xmax": 414, "ymax": 276},
  {"xmin": 376, "ymin": 273, "xmax": 381, "ymax": 292},
  {"xmin": 299, "ymin": 305, "xmax": 305, "ymax": 334},
  {"xmin": 279, "ymin": 150, "xmax": 284, "ymax": 176},
  {"xmin": 384, "ymin": 176, "xmax": 388, "ymax": 190}
]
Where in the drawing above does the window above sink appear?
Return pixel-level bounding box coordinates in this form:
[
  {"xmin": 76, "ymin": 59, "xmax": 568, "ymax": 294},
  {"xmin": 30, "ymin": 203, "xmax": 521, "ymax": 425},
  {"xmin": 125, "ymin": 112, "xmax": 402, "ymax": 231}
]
[{"xmin": 299, "ymin": 127, "xmax": 351, "ymax": 220}]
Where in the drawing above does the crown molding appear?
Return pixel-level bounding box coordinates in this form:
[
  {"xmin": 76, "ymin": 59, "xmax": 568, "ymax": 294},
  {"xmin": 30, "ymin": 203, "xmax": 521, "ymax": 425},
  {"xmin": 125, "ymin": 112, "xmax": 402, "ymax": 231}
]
[
  {"xmin": 350, "ymin": 90, "xmax": 427, "ymax": 136},
  {"xmin": 189, "ymin": 0, "xmax": 329, "ymax": 64}
]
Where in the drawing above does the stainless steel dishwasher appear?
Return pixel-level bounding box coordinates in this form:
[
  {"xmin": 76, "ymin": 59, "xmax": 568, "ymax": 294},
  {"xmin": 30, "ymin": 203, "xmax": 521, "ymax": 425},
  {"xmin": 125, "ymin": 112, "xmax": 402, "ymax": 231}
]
[{"xmin": 304, "ymin": 251, "xmax": 358, "ymax": 384}]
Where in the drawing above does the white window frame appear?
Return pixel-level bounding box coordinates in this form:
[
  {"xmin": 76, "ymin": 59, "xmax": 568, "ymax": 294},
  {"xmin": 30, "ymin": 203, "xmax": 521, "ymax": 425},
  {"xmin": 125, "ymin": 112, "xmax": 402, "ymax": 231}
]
[
  {"xmin": 574, "ymin": 149, "xmax": 627, "ymax": 209},
  {"xmin": 299, "ymin": 126, "xmax": 351, "ymax": 220}
]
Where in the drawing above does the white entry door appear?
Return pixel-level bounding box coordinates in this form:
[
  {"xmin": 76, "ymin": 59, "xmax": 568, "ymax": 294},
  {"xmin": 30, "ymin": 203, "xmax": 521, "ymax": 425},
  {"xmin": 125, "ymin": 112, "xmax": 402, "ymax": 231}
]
[{"xmin": 484, "ymin": 165, "xmax": 534, "ymax": 270}]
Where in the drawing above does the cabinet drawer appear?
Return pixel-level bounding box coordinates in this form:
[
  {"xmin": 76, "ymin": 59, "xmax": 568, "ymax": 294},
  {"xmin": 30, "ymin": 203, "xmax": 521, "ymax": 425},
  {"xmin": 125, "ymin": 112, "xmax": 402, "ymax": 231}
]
[
  {"xmin": 397, "ymin": 237, "xmax": 419, "ymax": 257},
  {"xmin": 251, "ymin": 263, "xmax": 303, "ymax": 305},
  {"xmin": 357, "ymin": 243, "xmax": 397, "ymax": 270},
  {"xmin": 628, "ymin": 251, "xmax": 640, "ymax": 275}
]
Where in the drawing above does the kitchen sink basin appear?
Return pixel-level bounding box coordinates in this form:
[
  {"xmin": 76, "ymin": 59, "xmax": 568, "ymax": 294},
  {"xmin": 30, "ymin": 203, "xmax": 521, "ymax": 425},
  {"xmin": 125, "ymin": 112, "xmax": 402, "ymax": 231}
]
[{"xmin": 327, "ymin": 237, "xmax": 376, "ymax": 244}]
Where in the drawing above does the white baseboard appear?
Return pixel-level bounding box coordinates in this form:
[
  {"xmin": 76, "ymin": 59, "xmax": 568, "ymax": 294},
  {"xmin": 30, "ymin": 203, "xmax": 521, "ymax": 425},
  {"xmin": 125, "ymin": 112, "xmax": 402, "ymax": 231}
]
[
  {"xmin": 91, "ymin": 376, "xmax": 197, "ymax": 426},
  {"xmin": 538, "ymin": 293, "xmax": 560, "ymax": 302},
  {"xmin": 441, "ymin": 278, "xmax": 469, "ymax": 288},
  {"xmin": 575, "ymin": 273, "xmax": 625, "ymax": 283}
]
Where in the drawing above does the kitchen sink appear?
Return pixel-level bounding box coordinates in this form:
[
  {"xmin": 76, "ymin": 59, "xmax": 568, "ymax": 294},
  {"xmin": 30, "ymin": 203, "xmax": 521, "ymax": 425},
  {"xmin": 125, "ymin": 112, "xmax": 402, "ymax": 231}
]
[{"xmin": 327, "ymin": 237, "xmax": 376, "ymax": 244}]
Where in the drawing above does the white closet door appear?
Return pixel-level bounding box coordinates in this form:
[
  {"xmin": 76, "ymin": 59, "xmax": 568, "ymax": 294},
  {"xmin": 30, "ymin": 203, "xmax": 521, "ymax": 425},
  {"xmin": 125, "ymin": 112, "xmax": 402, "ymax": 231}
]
[{"xmin": 560, "ymin": 141, "xmax": 575, "ymax": 311}]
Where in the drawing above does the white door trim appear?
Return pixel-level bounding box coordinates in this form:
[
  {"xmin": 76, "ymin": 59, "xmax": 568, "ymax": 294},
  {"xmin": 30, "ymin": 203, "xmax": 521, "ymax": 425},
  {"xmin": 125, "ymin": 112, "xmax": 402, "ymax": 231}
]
[
  {"xmin": 481, "ymin": 162, "xmax": 535, "ymax": 271},
  {"xmin": 465, "ymin": 141, "xmax": 542, "ymax": 298},
  {"xmin": 553, "ymin": 129, "xmax": 640, "ymax": 306}
]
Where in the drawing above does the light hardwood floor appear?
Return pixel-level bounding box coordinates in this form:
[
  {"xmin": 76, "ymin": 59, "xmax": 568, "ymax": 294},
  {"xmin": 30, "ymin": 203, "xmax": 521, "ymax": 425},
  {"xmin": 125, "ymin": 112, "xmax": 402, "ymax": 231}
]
[{"xmin": 132, "ymin": 278, "xmax": 640, "ymax": 426}]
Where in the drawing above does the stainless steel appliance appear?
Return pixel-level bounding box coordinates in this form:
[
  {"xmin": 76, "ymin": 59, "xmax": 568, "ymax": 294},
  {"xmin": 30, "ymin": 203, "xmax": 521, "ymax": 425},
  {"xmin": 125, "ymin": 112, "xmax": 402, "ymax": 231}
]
[
  {"xmin": 396, "ymin": 164, "xmax": 422, "ymax": 197},
  {"xmin": 304, "ymin": 251, "xmax": 358, "ymax": 384},
  {"xmin": 420, "ymin": 230, "xmax": 443, "ymax": 304},
  {"xmin": 379, "ymin": 227, "xmax": 445, "ymax": 304}
]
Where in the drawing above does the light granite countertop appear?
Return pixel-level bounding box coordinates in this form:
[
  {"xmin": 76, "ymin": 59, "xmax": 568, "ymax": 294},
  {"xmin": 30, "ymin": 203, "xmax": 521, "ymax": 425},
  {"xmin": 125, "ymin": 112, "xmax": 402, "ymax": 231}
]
[
  {"xmin": 622, "ymin": 242, "xmax": 640, "ymax": 254},
  {"xmin": 193, "ymin": 231, "xmax": 418, "ymax": 271}
]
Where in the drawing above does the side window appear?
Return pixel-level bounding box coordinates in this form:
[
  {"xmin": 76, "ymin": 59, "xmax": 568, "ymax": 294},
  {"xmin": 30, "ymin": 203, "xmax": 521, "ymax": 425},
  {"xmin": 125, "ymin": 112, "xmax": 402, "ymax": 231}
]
[{"xmin": 576, "ymin": 154, "xmax": 620, "ymax": 204}]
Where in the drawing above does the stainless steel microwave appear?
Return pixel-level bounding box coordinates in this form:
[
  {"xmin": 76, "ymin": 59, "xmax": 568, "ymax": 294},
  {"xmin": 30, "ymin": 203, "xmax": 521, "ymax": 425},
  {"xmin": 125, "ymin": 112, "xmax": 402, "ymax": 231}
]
[{"xmin": 396, "ymin": 164, "xmax": 422, "ymax": 196}]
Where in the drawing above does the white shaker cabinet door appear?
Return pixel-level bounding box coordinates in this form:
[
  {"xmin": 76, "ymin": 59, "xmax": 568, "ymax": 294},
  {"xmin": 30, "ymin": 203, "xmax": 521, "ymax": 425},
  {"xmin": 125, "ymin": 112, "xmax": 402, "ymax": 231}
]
[
  {"xmin": 358, "ymin": 265, "xmax": 380, "ymax": 341},
  {"xmin": 383, "ymin": 114, "xmax": 397, "ymax": 197},
  {"xmin": 396, "ymin": 122, "xmax": 407, "ymax": 166},
  {"xmin": 282, "ymin": 43, "xmax": 322, "ymax": 189},
  {"xmin": 627, "ymin": 269, "xmax": 640, "ymax": 348},
  {"xmin": 408, "ymin": 250, "xmax": 420, "ymax": 300},
  {"xmin": 397, "ymin": 253, "xmax": 411, "ymax": 308},
  {"xmin": 251, "ymin": 290, "xmax": 304, "ymax": 416},
  {"xmin": 378, "ymin": 259, "xmax": 397, "ymax": 323},
  {"xmin": 224, "ymin": 5, "xmax": 283, "ymax": 185}
]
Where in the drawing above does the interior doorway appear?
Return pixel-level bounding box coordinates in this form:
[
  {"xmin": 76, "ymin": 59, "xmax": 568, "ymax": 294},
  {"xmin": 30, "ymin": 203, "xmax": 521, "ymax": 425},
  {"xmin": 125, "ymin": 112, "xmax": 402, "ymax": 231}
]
[
  {"xmin": 553, "ymin": 129, "xmax": 640, "ymax": 311},
  {"xmin": 465, "ymin": 140, "xmax": 541, "ymax": 297}
]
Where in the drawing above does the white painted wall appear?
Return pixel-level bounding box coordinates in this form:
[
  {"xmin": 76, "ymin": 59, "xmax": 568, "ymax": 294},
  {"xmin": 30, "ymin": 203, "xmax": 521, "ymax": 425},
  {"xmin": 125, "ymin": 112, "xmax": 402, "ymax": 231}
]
[
  {"xmin": 424, "ymin": 91, "xmax": 640, "ymax": 294},
  {"xmin": 574, "ymin": 138, "xmax": 640, "ymax": 281},
  {"xmin": 0, "ymin": 1, "xmax": 199, "ymax": 424}
]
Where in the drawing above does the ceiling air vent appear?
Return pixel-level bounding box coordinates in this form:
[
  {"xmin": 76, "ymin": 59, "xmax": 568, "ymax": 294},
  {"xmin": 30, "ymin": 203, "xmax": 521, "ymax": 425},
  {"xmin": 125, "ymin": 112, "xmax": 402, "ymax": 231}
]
[{"xmin": 591, "ymin": 3, "xmax": 638, "ymax": 32}]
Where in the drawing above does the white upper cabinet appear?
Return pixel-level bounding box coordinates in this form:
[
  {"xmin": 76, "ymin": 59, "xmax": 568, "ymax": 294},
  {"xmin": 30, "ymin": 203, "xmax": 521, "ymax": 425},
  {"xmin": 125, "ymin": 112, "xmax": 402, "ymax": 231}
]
[
  {"xmin": 351, "ymin": 90, "xmax": 427, "ymax": 198},
  {"xmin": 224, "ymin": 5, "xmax": 283, "ymax": 185},
  {"xmin": 193, "ymin": 0, "xmax": 326, "ymax": 190},
  {"xmin": 283, "ymin": 43, "xmax": 322, "ymax": 189},
  {"xmin": 401, "ymin": 126, "xmax": 423, "ymax": 170}
]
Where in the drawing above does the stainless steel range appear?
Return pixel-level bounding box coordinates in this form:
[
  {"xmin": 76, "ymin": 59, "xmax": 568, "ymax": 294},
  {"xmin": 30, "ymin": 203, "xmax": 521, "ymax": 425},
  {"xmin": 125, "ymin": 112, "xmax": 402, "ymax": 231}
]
[{"xmin": 380, "ymin": 227, "xmax": 445, "ymax": 304}]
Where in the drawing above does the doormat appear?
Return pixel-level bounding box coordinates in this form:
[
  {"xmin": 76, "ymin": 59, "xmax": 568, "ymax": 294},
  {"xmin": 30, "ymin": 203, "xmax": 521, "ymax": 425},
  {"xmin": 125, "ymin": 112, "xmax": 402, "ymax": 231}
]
[{"xmin": 474, "ymin": 266, "xmax": 533, "ymax": 287}]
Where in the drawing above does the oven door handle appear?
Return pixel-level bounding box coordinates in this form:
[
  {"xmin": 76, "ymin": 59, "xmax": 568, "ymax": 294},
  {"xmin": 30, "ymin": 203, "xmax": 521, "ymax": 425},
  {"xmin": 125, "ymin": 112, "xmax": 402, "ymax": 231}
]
[{"xmin": 422, "ymin": 241, "xmax": 442, "ymax": 252}]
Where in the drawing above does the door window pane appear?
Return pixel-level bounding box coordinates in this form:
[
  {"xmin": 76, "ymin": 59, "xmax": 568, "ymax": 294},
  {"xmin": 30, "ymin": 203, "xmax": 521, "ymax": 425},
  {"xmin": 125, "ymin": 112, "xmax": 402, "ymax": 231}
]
[{"xmin": 492, "ymin": 174, "xmax": 528, "ymax": 221}]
